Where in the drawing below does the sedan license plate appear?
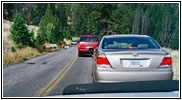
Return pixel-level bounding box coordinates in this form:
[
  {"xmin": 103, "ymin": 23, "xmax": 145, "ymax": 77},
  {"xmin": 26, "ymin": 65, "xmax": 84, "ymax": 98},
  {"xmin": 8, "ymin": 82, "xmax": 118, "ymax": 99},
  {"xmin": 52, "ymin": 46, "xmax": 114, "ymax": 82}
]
[
  {"xmin": 129, "ymin": 60, "xmax": 142, "ymax": 68},
  {"xmin": 86, "ymin": 46, "xmax": 93, "ymax": 48}
]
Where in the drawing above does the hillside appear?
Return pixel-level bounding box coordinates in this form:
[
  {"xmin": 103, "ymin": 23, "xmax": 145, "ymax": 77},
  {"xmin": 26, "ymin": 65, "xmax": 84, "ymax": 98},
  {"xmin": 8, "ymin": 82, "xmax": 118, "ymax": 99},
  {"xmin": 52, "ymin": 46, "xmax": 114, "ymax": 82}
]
[{"xmin": 3, "ymin": 19, "xmax": 38, "ymax": 52}]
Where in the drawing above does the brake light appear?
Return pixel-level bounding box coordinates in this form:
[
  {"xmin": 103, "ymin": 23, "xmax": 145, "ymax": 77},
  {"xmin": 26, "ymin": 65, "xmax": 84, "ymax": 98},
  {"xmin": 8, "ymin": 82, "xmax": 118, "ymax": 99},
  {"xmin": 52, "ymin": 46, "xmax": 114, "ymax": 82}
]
[
  {"xmin": 160, "ymin": 57, "xmax": 172, "ymax": 65},
  {"xmin": 128, "ymin": 47, "xmax": 136, "ymax": 49},
  {"xmin": 96, "ymin": 57, "xmax": 110, "ymax": 65},
  {"xmin": 77, "ymin": 42, "xmax": 80, "ymax": 47}
]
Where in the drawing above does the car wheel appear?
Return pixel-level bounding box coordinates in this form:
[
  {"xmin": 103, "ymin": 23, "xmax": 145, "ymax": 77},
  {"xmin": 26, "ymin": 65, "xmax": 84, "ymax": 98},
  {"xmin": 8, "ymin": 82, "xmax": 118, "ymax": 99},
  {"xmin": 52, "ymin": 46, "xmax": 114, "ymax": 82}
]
[
  {"xmin": 78, "ymin": 52, "xmax": 81, "ymax": 57},
  {"xmin": 92, "ymin": 71, "xmax": 95, "ymax": 83},
  {"xmin": 92, "ymin": 77, "xmax": 96, "ymax": 83}
]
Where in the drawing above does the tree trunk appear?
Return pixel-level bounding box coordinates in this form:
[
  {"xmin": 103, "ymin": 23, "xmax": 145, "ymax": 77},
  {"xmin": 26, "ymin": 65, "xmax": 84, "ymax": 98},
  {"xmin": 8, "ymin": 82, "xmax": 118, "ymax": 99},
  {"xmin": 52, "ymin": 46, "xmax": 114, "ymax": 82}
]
[
  {"xmin": 25, "ymin": 4, "xmax": 30, "ymax": 25},
  {"xmin": 141, "ymin": 14, "xmax": 144, "ymax": 35},
  {"xmin": 143, "ymin": 10, "xmax": 149, "ymax": 35},
  {"xmin": 132, "ymin": 6, "xmax": 141, "ymax": 34},
  {"xmin": 163, "ymin": 15, "xmax": 168, "ymax": 47}
]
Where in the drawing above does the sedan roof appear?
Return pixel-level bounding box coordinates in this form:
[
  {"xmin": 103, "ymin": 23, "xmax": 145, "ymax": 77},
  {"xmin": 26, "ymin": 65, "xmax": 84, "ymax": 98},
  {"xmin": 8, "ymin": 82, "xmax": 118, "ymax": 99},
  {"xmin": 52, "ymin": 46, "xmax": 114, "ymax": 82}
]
[
  {"xmin": 103, "ymin": 35, "xmax": 150, "ymax": 38},
  {"xmin": 81, "ymin": 35, "xmax": 97, "ymax": 37}
]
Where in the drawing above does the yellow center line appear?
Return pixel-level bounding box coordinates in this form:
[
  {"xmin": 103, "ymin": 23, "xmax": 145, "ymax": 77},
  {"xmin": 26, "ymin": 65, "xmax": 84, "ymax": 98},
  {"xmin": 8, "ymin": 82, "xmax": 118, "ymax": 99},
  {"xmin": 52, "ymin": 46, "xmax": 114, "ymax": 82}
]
[
  {"xmin": 34, "ymin": 54, "xmax": 77, "ymax": 97},
  {"xmin": 42, "ymin": 56, "xmax": 78, "ymax": 96}
]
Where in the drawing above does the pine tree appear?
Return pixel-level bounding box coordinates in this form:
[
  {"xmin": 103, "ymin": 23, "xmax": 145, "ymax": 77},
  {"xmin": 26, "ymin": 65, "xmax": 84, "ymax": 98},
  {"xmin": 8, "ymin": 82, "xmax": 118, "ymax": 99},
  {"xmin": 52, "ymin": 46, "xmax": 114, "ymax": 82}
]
[
  {"xmin": 43, "ymin": 4, "xmax": 54, "ymax": 25},
  {"xmin": 46, "ymin": 23, "xmax": 56, "ymax": 43},
  {"xmin": 36, "ymin": 4, "xmax": 60, "ymax": 44},
  {"xmin": 10, "ymin": 13, "xmax": 34, "ymax": 48},
  {"xmin": 36, "ymin": 19, "xmax": 46, "ymax": 45}
]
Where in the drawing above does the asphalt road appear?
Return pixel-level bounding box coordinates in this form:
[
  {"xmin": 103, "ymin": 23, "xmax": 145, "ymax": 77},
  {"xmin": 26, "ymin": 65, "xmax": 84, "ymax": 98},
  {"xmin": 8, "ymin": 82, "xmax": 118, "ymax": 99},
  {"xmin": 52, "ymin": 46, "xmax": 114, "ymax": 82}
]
[{"xmin": 3, "ymin": 45, "xmax": 93, "ymax": 97}]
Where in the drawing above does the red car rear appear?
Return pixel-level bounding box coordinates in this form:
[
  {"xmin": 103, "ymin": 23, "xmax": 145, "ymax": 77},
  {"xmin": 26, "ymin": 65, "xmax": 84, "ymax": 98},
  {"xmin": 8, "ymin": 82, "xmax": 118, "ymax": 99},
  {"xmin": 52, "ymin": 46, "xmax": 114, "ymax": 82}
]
[{"xmin": 78, "ymin": 35, "xmax": 99, "ymax": 57}]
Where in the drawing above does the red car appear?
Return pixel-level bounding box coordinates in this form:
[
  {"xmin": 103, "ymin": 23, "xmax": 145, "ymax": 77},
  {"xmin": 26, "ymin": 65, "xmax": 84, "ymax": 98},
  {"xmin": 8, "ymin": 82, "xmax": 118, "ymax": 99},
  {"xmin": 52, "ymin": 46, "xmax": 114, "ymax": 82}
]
[{"xmin": 78, "ymin": 35, "xmax": 99, "ymax": 57}]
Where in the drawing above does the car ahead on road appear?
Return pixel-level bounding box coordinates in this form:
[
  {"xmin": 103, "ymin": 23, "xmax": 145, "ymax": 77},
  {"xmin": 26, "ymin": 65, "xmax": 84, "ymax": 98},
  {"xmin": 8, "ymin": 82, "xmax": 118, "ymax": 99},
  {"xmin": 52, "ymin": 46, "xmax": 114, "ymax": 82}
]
[
  {"xmin": 71, "ymin": 40, "xmax": 79, "ymax": 45},
  {"xmin": 92, "ymin": 35, "xmax": 173, "ymax": 83},
  {"xmin": 78, "ymin": 35, "xmax": 99, "ymax": 57}
]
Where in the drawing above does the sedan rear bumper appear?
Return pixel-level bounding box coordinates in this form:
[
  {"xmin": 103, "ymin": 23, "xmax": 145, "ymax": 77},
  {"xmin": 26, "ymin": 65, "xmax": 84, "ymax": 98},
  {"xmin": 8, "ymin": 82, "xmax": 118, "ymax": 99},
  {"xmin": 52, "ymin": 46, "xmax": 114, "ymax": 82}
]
[
  {"xmin": 95, "ymin": 69, "xmax": 173, "ymax": 83},
  {"xmin": 78, "ymin": 48, "xmax": 94, "ymax": 55},
  {"xmin": 78, "ymin": 48, "xmax": 89, "ymax": 52}
]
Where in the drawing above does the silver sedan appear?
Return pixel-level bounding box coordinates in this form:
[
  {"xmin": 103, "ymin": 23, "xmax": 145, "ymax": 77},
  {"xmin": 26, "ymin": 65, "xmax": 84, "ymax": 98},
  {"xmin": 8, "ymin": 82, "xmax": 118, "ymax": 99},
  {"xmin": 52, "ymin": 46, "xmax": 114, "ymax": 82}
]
[{"xmin": 92, "ymin": 35, "xmax": 173, "ymax": 83}]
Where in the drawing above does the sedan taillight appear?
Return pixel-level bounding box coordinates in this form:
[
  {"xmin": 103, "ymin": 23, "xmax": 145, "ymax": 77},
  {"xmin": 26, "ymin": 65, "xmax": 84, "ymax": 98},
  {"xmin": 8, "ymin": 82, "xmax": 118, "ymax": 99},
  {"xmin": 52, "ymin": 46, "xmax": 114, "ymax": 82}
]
[
  {"xmin": 96, "ymin": 57, "xmax": 110, "ymax": 65},
  {"xmin": 160, "ymin": 57, "xmax": 172, "ymax": 65},
  {"xmin": 77, "ymin": 43, "xmax": 80, "ymax": 48},
  {"xmin": 96, "ymin": 56, "xmax": 112, "ymax": 69}
]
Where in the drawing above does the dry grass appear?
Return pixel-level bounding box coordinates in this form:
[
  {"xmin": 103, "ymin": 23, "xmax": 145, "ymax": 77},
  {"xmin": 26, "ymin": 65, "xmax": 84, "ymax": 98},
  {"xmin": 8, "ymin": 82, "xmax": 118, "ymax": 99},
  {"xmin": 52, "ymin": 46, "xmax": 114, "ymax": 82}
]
[
  {"xmin": 3, "ymin": 19, "xmax": 42, "ymax": 65},
  {"xmin": 163, "ymin": 48, "xmax": 179, "ymax": 80},
  {"xmin": 72, "ymin": 36, "xmax": 80, "ymax": 40},
  {"xmin": 3, "ymin": 20, "xmax": 65, "ymax": 65},
  {"xmin": 3, "ymin": 20, "xmax": 14, "ymax": 47},
  {"xmin": 3, "ymin": 47, "xmax": 43, "ymax": 65}
]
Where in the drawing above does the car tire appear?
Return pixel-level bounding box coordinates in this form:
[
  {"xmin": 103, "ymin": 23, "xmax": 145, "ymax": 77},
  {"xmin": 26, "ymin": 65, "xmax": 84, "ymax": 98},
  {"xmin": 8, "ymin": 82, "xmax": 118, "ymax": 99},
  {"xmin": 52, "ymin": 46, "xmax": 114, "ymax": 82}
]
[
  {"xmin": 92, "ymin": 77, "xmax": 94, "ymax": 83},
  {"xmin": 92, "ymin": 77, "xmax": 96, "ymax": 83},
  {"xmin": 78, "ymin": 52, "xmax": 81, "ymax": 57},
  {"xmin": 92, "ymin": 71, "xmax": 95, "ymax": 83}
]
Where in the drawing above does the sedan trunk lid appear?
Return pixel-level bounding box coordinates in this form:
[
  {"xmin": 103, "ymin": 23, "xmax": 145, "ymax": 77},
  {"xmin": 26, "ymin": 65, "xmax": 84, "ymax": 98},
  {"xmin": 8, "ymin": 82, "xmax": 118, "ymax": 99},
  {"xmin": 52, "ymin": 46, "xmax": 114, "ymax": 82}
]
[
  {"xmin": 104, "ymin": 49, "xmax": 167, "ymax": 71},
  {"xmin": 79, "ymin": 42, "xmax": 98, "ymax": 49}
]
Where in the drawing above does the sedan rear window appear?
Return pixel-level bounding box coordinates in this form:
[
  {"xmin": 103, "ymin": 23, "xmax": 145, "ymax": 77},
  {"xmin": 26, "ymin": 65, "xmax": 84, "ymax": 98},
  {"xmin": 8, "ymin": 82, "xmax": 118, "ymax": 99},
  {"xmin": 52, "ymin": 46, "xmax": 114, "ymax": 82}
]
[
  {"xmin": 102, "ymin": 37, "xmax": 160, "ymax": 49},
  {"xmin": 80, "ymin": 37, "xmax": 98, "ymax": 42},
  {"xmin": 72, "ymin": 40, "xmax": 79, "ymax": 42}
]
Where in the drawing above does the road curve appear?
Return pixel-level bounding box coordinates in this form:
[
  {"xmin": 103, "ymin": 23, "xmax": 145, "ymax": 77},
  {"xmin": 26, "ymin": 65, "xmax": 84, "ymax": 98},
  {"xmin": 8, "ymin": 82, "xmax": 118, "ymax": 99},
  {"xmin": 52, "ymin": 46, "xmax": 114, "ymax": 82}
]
[{"xmin": 3, "ymin": 45, "xmax": 93, "ymax": 97}]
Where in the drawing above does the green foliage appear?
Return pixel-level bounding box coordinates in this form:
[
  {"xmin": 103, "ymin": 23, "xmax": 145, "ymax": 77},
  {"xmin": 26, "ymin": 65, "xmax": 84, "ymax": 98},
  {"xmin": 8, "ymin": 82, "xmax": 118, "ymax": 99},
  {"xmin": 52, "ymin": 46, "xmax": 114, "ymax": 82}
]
[
  {"xmin": 16, "ymin": 43, "xmax": 25, "ymax": 49},
  {"xmin": 108, "ymin": 4, "xmax": 133, "ymax": 34},
  {"xmin": 55, "ymin": 4, "xmax": 68, "ymax": 28},
  {"xmin": 46, "ymin": 23, "xmax": 57, "ymax": 43},
  {"xmin": 4, "ymin": 3, "xmax": 179, "ymax": 50},
  {"xmin": 10, "ymin": 13, "xmax": 34, "ymax": 47},
  {"xmin": 36, "ymin": 19, "xmax": 46, "ymax": 45},
  {"xmin": 3, "ymin": 3, "xmax": 23, "ymax": 21},
  {"xmin": 43, "ymin": 4, "xmax": 54, "ymax": 25},
  {"xmin": 10, "ymin": 46, "xmax": 16, "ymax": 52},
  {"xmin": 62, "ymin": 29, "xmax": 72, "ymax": 40},
  {"xmin": 3, "ymin": 3, "xmax": 14, "ymax": 21},
  {"xmin": 147, "ymin": 3, "xmax": 179, "ymax": 49},
  {"xmin": 36, "ymin": 4, "xmax": 62, "ymax": 44},
  {"xmin": 30, "ymin": 4, "xmax": 48, "ymax": 25}
]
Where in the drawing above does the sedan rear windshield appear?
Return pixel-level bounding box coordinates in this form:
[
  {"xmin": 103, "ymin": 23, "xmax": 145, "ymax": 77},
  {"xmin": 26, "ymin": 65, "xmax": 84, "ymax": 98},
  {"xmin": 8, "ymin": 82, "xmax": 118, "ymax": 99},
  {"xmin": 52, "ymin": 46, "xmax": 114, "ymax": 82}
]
[
  {"xmin": 72, "ymin": 40, "xmax": 79, "ymax": 42},
  {"xmin": 102, "ymin": 37, "xmax": 160, "ymax": 49},
  {"xmin": 80, "ymin": 37, "xmax": 98, "ymax": 42}
]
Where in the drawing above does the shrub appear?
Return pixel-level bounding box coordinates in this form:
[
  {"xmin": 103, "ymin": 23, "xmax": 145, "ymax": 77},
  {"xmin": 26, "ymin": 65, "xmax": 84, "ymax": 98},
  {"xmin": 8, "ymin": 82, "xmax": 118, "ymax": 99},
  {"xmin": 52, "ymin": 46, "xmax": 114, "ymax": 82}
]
[
  {"xmin": 36, "ymin": 45, "xmax": 45, "ymax": 53},
  {"xmin": 3, "ymin": 47, "xmax": 41, "ymax": 64},
  {"xmin": 57, "ymin": 40, "xmax": 64, "ymax": 48},
  {"xmin": 10, "ymin": 46, "xmax": 16, "ymax": 52},
  {"xmin": 62, "ymin": 29, "xmax": 72, "ymax": 40},
  {"xmin": 36, "ymin": 19, "xmax": 46, "ymax": 45},
  {"xmin": 10, "ymin": 13, "xmax": 34, "ymax": 47},
  {"xmin": 16, "ymin": 43, "xmax": 25, "ymax": 49},
  {"xmin": 46, "ymin": 23, "xmax": 57, "ymax": 43}
]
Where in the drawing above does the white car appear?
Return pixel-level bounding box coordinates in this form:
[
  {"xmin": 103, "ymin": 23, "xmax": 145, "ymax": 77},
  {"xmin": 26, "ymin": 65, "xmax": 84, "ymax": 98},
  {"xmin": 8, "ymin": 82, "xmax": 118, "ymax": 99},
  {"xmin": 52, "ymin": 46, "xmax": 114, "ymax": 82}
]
[{"xmin": 71, "ymin": 40, "xmax": 79, "ymax": 45}]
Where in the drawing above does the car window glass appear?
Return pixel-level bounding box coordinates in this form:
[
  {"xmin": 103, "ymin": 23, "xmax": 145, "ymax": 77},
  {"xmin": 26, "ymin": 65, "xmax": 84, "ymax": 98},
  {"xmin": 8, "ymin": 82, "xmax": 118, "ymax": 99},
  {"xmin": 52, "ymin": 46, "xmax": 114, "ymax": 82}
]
[
  {"xmin": 80, "ymin": 37, "xmax": 98, "ymax": 42},
  {"xmin": 102, "ymin": 37, "xmax": 160, "ymax": 49}
]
